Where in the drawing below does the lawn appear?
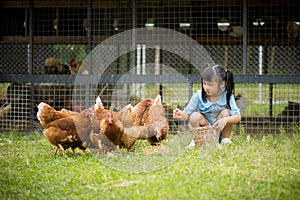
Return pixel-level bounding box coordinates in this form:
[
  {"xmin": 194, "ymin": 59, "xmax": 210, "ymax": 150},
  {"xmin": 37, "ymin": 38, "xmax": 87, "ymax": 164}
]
[{"xmin": 0, "ymin": 129, "xmax": 299, "ymax": 200}]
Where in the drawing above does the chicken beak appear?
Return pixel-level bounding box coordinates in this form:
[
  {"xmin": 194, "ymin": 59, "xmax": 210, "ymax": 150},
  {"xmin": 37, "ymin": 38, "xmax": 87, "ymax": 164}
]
[
  {"xmin": 156, "ymin": 135, "xmax": 160, "ymax": 141},
  {"xmin": 155, "ymin": 128, "xmax": 161, "ymax": 140},
  {"xmin": 107, "ymin": 112, "xmax": 113, "ymax": 124}
]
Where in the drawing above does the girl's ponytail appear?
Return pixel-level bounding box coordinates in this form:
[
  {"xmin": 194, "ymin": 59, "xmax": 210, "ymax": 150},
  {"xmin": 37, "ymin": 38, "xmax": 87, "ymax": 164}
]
[{"xmin": 225, "ymin": 69, "xmax": 235, "ymax": 109}]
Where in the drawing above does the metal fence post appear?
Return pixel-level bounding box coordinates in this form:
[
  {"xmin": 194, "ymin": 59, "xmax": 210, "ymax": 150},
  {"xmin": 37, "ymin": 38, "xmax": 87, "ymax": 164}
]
[
  {"xmin": 29, "ymin": 0, "xmax": 35, "ymax": 130},
  {"xmin": 242, "ymin": 0, "xmax": 247, "ymax": 75}
]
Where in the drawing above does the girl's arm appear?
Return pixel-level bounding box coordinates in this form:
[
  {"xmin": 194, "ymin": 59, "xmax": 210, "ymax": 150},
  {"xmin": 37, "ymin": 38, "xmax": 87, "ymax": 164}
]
[
  {"xmin": 214, "ymin": 114, "xmax": 241, "ymax": 131},
  {"xmin": 225, "ymin": 114, "xmax": 241, "ymax": 124},
  {"xmin": 173, "ymin": 108, "xmax": 189, "ymax": 121},
  {"xmin": 173, "ymin": 92, "xmax": 199, "ymax": 121}
]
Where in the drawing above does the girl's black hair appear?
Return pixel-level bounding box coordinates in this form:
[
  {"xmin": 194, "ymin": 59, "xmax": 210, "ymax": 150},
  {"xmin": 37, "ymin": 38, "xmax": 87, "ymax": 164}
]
[{"xmin": 201, "ymin": 64, "xmax": 235, "ymax": 109}]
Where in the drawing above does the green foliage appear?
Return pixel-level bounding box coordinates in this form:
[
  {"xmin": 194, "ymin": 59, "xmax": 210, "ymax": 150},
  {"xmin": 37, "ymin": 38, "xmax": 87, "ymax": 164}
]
[
  {"xmin": 0, "ymin": 131, "xmax": 299, "ymax": 199},
  {"xmin": 0, "ymin": 83, "xmax": 10, "ymax": 95},
  {"xmin": 53, "ymin": 45, "xmax": 87, "ymax": 64}
]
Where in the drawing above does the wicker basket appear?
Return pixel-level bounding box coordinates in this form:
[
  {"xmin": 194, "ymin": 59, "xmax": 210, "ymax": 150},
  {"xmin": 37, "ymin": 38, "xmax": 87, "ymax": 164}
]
[{"xmin": 190, "ymin": 126, "xmax": 218, "ymax": 147}]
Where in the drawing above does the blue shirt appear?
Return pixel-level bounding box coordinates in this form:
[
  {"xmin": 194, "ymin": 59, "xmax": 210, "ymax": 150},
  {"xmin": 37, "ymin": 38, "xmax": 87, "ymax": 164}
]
[{"xmin": 183, "ymin": 90, "xmax": 240, "ymax": 125}]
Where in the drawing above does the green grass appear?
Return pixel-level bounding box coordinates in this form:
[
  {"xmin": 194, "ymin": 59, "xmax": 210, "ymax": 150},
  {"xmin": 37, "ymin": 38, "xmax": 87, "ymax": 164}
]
[{"xmin": 0, "ymin": 130, "xmax": 299, "ymax": 200}]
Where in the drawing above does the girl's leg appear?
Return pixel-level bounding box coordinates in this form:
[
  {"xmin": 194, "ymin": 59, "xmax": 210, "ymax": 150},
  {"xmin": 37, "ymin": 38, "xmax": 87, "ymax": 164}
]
[
  {"xmin": 189, "ymin": 112, "xmax": 208, "ymax": 127},
  {"xmin": 216, "ymin": 109, "xmax": 233, "ymax": 139}
]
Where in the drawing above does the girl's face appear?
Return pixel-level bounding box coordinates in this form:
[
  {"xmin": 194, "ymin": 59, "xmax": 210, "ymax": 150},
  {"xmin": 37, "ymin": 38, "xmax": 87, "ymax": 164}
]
[{"xmin": 202, "ymin": 78, "xmax": 225, "ymax": 97}]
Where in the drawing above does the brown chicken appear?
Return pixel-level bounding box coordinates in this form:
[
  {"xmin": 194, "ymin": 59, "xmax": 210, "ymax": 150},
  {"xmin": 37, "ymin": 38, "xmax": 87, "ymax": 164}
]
[
  {"xmin": 94, "ymin": 96, "xmax": 110, "ymax": 122},
  {"xmin": 90, "ymin": 96, "xmax": 124, "ymax": 152},
  {"xmin": 143, "ymin": 95, "xmax": 169, "ymax": 145},
  {"xmin": 99, "ymin": 111, "xmax": 124, "ymax": 146},
  {"xmin": 116, "ymin": 103, "xmax": 146, "ymax": 150},
  {"xmin": 90, "ymin": 110, "xmax": 124, "ymax": 153},
  {"xmin": 37, "ymin": 102, "xmax": 74, "ymax": 128},
  {"xmin": 37, "ymin": 102, "xmax": 94, "ymax": 156},
  {"xmin": 89, "ymin": 96, "xmax": 110, "ymax": 136},
  {"xmin": 132, "ymin": 98, "xmax": 153, "ymax": 126},
  {"xmin": 116, "ymin": 103, "xmax": 136, "ymax": 127}
]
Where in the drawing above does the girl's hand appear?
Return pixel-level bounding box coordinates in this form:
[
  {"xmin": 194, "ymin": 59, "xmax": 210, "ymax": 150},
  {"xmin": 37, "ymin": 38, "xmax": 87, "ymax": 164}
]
[
  {"xmin": 213, "ymin": 117, "xmax": 228, "ymax": 131},
  {"xmin": 173, "ymin": 108, "xmax": 182, "ymax": 119}
]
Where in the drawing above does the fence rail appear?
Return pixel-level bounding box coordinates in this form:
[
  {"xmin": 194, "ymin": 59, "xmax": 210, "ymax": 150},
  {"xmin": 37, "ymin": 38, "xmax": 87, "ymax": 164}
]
[{"xmin": 1, "ymin": 74, "xmax": 300, "ymax": 84}]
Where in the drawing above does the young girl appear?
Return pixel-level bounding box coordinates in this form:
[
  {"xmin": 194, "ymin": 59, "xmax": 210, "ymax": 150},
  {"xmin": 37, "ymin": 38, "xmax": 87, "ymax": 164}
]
[{"xmin": 173, "ymin": 64, "xmax": 241, "ymax": 146}]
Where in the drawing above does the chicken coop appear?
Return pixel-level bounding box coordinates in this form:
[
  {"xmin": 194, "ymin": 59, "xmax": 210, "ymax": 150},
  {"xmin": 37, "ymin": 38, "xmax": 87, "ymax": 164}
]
[{"xmin": 0, "ymin": 0, "xmax": 299, "ymax": 134}]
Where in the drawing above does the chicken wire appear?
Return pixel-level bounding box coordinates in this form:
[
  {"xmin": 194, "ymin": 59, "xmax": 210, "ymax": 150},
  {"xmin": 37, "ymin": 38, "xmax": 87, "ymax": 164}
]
[{"xmin": 0, "ymin": 0, "xmax": 299, "ymax": 133}]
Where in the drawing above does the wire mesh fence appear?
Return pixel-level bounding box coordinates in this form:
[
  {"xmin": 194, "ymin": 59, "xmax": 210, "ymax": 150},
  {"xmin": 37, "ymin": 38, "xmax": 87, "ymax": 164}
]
[{"xmin": 0, "ymin": 0, "xmax": 299, "ymax": 133}]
